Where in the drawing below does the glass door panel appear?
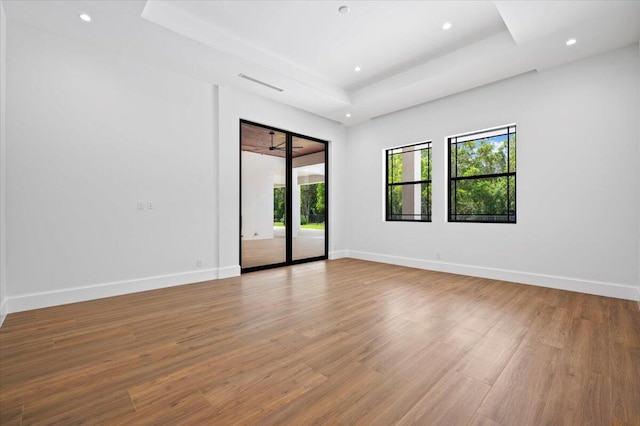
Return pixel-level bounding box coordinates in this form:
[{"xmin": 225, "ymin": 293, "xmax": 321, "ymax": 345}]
[
  {"xmin": 240, "ymin": 123, "xmax": 287, "ymax": 269},
  {"xmin": 292, "ymin": 136, "xmax": 326, "ymax": 261},
  {"xmin": 240, "ymin": 121, "xmax": 328, "ymax": 272}
]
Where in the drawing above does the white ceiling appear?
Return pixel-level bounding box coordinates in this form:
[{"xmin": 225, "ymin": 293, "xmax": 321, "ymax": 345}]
[{"xmin": 4, "ymin": 1, "xmax": 640, "ymax": 126}]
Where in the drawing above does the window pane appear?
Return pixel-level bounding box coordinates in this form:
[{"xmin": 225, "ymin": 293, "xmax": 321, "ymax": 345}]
[
  {"xmin": 455, "ymin": 134, "xmax": 509, "ymax": 177},
  {"xmin": 451, "ymin": 143, "xmax": 457, "ymax": 178},
  {"xmin": 508, "ymin": 176, "xmax": 516, "ymax": 221},
  {"xmin": 388, "ymin": 152, "xmax": 403, "ymax": 184},
  {"xmin": 450, "ymin": 176, "xmax": 514, "ymax": 222},
  {"xmin": 421, "ymin": 182, "xmax": 431, "ymax": 220},
  {"xmin": 448, "ymin": 125, "xmax": 516, "ymax": 224},
  {"xmin": 388, "ymin": 183, "xmax": 430, "ymax": 221},
  {"xmin": 421, "ymin": 147, "xmax": 431, "ymax": 181},
  {"xmin": 386, "ymin": 141, "xmax": 432, "ymax": 222},
  {"xmin": 388, "ymin": 185, "xmax": 403, "ymax": 219},
  {"xmin": 508, "ymin": 135, "xmax": 516, "ymax": 172}
]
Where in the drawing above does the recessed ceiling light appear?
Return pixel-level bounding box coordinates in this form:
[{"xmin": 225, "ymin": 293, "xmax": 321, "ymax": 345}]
[
  {"xmin": 338, "ymin": 6, "xmax": 350, "ymax": 14},
  {"xmin": 78, "ymin": 13, "xmax": 91, "ymax": 22},
  {"xmin": 442, "ymin": 22, "xmax": 452, "ymax": 30},
  {"xmin": 354, "ymin": 66, "xmax": 361, "ymax": 72},
  {"xmin": 566, "ymin": 38, "xmax": 577, "ymax": 46},
  {"xmin": 345, "ymin": 113, "xmax": 351, "ymax": 118}
]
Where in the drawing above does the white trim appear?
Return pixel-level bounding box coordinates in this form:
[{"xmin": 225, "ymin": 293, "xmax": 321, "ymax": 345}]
[
  {"xmin": 0, "ymin": 298, "xmax": 7, "ymax": 327},
  {"xmin": 385, "ymin": 139, "xmax": 432, "ymax": 153},
  {"xmin": 445, "ymin": 122, "xmax": 518, "ymax": 142},
  {"xmin": 3, "ymin": 256, "xmax": 636, "ymax": 320},
  {"xmin": 6, "ymin": 268, "xmax": 220, "ymax": 314},
  {"xmin": 346, "ymin": 250, "xmax": 638, "ymax": 301},
  {"xmin": 218, "ymin": 265, "xmax": 241, "ymax": 279},
  {"xmin": 329, "ymin": 250, "xmax": 348, "ymax": 260}
]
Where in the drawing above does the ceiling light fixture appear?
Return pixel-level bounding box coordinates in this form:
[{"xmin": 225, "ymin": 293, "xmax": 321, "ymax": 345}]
[
  {"xmin": 354, "ymin": 66, "xmax": 361, "ymax": 72},
  {"xmin": 442, "ymin": 22, "xmax": 452, "ymax": 30},
  {"xmin": 566, "ymin": 38, "xmax": 577, "ymax": 46},
  {"xmin": 345, "ymin": 113, "xmax": 351, "ymax": 118},
  {"xmin": 338, "ymin": 6, "xmax": 350, "ymax": 14},
  {"xmin": 78, "ymin": 13, "xmax": 92, "ymax": 22}
]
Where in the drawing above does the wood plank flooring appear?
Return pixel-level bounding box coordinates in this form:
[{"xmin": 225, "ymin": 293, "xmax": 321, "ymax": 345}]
[
  {"xmin": 241, "ymin": 235, "xmax": 325, "ymax": 268},
  {"xmin": 1, "ymin": 258, "xmax": 639, "ymax": 425}
]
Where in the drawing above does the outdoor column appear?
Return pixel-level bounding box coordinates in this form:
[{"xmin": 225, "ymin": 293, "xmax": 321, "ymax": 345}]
[
  {"xmin": 402, "ymin": 148, "xmax": 420, "ymax": 218},
  {"xmin": 292, "ymin": 169, "xmax": 300, "ymax": 237}
]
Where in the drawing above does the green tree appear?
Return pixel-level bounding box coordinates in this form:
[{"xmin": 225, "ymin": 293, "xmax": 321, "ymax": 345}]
[
  {"xmin": 315, "ymin": 182, "xmax": 325, "ymax": 215},
  {"xmin": 273, "ymin": 186, "xmax": 285, "ymax": 223},
  {"xmin": 300, "ymin": 183, "xmax": 318, "ymax": 224}
]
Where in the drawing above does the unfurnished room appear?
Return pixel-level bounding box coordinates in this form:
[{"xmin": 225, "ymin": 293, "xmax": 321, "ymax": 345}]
[{"xmin": 0, "ymin": 1, "xmax": 639, "ymax": 424}]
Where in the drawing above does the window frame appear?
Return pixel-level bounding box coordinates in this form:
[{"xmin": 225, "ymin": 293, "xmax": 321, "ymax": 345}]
[
  {"xmin": 385, "ymin": 140, "xmax": 432, "ymax": 222},
  {"xmin": 448, "ymin": 124, "xmax": 516, "ymax": 224}
]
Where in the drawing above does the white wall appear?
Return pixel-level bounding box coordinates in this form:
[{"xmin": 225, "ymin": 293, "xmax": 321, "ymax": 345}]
[
  {"xmin": 347, "ymin": 45, "xmax": 640, "ymax": 300},
  {"xmin": 6, "ymin": 22, "xmax": 218, "ymax": 312},
  {"xmin": 3, "ymin": 21, "xmax": 348, "ymax": 314},
  {"xmin": 218, "ymin": 86, "xmax": 348, "ymax": 277},
  {"xmin": 0, "ymin": 0, "xmax": 7, "ymax": 325},
  {"xmin": 241, "ymin": 150, "xmax": 284, "ymax": 240}
]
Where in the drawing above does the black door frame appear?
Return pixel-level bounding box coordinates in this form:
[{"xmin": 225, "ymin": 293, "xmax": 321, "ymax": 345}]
[{"xmin": 239, "ymin": 119, "xmax": 329, "ymax": 273}]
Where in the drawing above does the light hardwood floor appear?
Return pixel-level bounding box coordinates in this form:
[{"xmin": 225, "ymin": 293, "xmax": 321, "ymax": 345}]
[
  {"xmin": 1, "ymin": 259, "xmax": 639, "ymax": 425},
  {"xmin": 242, "ymin": 235, "xmax": 325, "ymax": 268}
]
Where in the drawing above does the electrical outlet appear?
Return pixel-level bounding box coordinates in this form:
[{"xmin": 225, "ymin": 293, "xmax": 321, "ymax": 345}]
[
  {"xmin": 436, "ymin": 253, "xmax": 441, "ymax": 260},
  {"xmin": 196, "ymin": 259, "xmax": 202, "ymax": 268}
]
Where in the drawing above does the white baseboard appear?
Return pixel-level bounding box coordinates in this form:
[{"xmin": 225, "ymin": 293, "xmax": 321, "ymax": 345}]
[
  {"xmin": 329, "ymin": 250, "xmax": 348, "ymax": 260},
  {"xmin": 6, "ymin": 268, "xmax": 221, "ymax": 314},
  {"xmin": 347, "ymin": 250, "xmax": 639, "ymax": 301},
  {"xmin": 3, "ymin": 256, "xmax": 637, "ymax": 322},
  {"xmin": 0, "ymin": 298, "xmax": 7, "ymax": 327},
  {"xmin": 218, "ymin": 265, "xmax": 241, "ymax": 279}
]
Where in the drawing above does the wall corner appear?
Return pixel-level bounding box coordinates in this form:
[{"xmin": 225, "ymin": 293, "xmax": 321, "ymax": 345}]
[{"xmin": 0, "ymin": 0, "xmax": 8, "ymax": 328}]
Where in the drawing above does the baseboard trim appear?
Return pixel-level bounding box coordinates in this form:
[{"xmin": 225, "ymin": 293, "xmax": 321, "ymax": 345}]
[
  {"xmin": 4, "ymin": 256, "xmax": 637, "ymax": 319},
  {"xmin": 0, "ymin": 298, "xmax": 7, "ymax": 327},
  {"xmin": 329, "ymin": 250, "xmax": 348, "ymax": 260},
  {"xmin": 347, "ymin": 250, "xmax": 639, "ymax": 301},
  {"xmin": 7, "ymin": 268, "xmax": 221, "ymax": 314},
  {"xmin": 218, "ymin": 265, "xmax": 241, "ymax": 279}
]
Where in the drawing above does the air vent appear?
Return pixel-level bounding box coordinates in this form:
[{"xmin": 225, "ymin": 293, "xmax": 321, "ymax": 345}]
[{"xmin": 238, "ymin": 74, "xmax": 284, "ymax": 92}]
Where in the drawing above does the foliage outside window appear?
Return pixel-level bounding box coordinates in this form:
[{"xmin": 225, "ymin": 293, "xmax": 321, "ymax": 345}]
[
  {"xmin": 449, "ymin": 125, "xmax": 516, "ymax": 223},
  {"xmin": 386, "ymin": 141, "xmax": 432, "ymax": 222},
  {"xmin": 273, "ymin": 186, "xmax": 285, "ymax": 223},
  {"xmin": 274, "ymin": 182, "xmax": 325, "ymax": 226},
  {"xmin": 299, "ymin": 182, "xmax": 325, "ymax": 225}
]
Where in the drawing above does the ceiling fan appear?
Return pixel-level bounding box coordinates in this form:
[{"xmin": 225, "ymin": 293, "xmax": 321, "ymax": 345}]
[
  {"xmin": 267, "ymin": 131, "xmax": 303, "ymax": 152},
  {"xmin": 242, "ymin": 130, "xmax": 304, "ymax": 154}
]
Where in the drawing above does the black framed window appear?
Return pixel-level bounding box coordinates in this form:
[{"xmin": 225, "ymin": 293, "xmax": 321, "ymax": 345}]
[
  {"xmin": 449, "ymin": 125, "xmax": 516, "ymax": 223},
  {"xmin": 386, "ymin": 141, "xmax": 432, "ymax": 222}
]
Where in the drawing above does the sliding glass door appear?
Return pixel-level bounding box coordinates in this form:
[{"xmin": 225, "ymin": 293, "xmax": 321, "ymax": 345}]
[
  {"xmin": 291, "ymin": 136, "xmax": 326, "ymax": 261},
  {"xmin": 240, "ymin": 121, "xmax": 328, "ymax": 272}
]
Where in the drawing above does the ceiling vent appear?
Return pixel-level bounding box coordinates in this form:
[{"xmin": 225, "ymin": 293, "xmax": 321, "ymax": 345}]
[{"xmin": 238, "ymin": 74, "xmax": 284, "ymax": 92}]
